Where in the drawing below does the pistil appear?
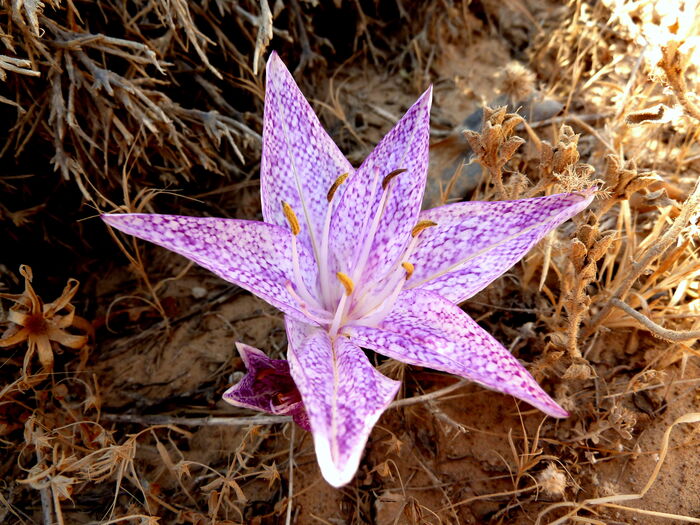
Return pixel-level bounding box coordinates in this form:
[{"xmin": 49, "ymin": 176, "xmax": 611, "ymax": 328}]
[
  {"xmin": 319, "ymin": 172, "xmax": 349, "ymax": 308},
  {"xmin": 350, "ymin": 219, "xmax": 436, "ymax": 321},
  {"xmin": 284, "ymin": 282, "xmax": 333, "ymax": 325},
  {"xmin": 329, "ymin": 274, "xmax": 352, "ymax": 336},
  {"xmin": 350, "ymin": 263, "xmax": 412, "ymax": 327},
  {"xmin": 350, "ymin": 168, "xmax": 406, "ymax": 285}
]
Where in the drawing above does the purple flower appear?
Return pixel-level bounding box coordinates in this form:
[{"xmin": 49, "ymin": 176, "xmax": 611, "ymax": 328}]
[
  {"xmin": 223, "ymin": 343, "xmax": 310, "ymax": 431},
  {"xmin": 102, "ymin": 52, "xmax": 594, "ymax": 487}
]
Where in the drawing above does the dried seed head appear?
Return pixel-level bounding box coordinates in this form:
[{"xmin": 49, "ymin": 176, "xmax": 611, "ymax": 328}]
[
  {"xmin": 588, "ymin": 234, "xmax": 615, "ymax": 262},
  {"xmin": 537, "ymin": 463, "xmax": 567, "ymax": 498},
  {"xmin": 552, "ymin": 126, "xmax": 581, "ymax": 174},
  {"xmin": 563, "ymin": 362, "xmax": 595, "ymax": 381},
  {"xmin": 499, "ymin": 61, "xmax": 536, "ymax": 102},
  {"xmin": 500, "ymin": 113, "xmax": 524, "ymax": 137},
  {"xmin": 577, "ymin": 224, "xmax": 598, "ymax": 248},
  {"xmin": 539, "ymin": 140, "xmax": 554, "ymax": 170},
  {"xmin": 463, "ymin": 129, "xmax": 482, "ymax": 153},
  {"xmin": 571, "ymin": 239, "xmax": 587, "ymax": 272},
  {"xmin": 500, "ymin": 136, "xmax": 526, "ymax": 163}
]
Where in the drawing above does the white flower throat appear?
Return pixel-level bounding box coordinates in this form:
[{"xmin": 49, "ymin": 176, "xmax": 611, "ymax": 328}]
[{"xmin": 282, "ymin": 169, "xmax": 436, "ymax": 336}]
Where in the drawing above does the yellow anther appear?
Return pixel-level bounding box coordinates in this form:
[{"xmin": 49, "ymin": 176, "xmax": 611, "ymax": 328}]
[
  {"xmin": 411, "ymin": 220, "xmax": 437, "ymax": 237},
  {"xmin": 336, "ymin": 272, "xmax": 355, "ymax": 295},
  {"xmin": 282, "ymin": 201, "xmax": 300, "ymax": 236},
  {"xmin": 381, "ymin": 168, "xmax": 407, "ymax": 190},
  {"xmin": 401, "ymin": 261, "xmax": 414, "ymax": 279},
  {"xmin": 327, "ymin": 172, "xmax": 349, "ymax": 202}
]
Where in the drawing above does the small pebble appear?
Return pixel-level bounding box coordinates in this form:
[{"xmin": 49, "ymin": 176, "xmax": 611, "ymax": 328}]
[{"xmin": 192, "ymin": 286, "xmax": 207, "ymax": 299}]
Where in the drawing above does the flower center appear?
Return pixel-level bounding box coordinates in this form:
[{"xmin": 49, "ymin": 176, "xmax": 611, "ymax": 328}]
[
  {"xmin": 282, "ymin": 170, "xmax": 437, "ymax": 334},
  {"xmin": 24, "ymin": 313, "xmax": 49, "ymax": 335},
  {"xmin": 255, "ymin": 368, "xmax": 303, "ymax": 412}
]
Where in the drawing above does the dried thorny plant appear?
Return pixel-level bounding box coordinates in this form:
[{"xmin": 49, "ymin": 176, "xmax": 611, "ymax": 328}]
[
  {"xmin": 561, "ymin": 221, "xmax": 615, "ymax": 360},
  {"xmin": 464, "ymin": 106, "xmax": 525, "ymax": 199},
  {"xmin": 4, "ymin": 6, "xmax": 232, "ymax": 202}
]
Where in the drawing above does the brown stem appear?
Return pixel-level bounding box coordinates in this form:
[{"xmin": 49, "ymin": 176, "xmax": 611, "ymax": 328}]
[
  {"xmin": 611, "ymin": 299, "xmax": 700, "ymax": 342},
  {"xmin": 489, "ymin": 165, "xmax": 507, "ymax": 200}
]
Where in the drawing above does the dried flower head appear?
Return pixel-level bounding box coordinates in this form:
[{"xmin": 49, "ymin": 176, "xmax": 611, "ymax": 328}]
[
  {"xmin": 537, "ymin": 462, "xmax": 567, "ymax": 498},
  {"xmin": 499, "ymin": 61, "xmax": 536, "ymax": 102},
  {"xmin": 0, "ymin": 265, "xmax": 91, "ymax": 379}
]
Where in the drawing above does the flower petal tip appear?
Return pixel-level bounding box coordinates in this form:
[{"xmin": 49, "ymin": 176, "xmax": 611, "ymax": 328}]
[
  {"xmin": 541, "ymin": 402, "xmax": 569, "ymax": 419},
  {"xmin": 101, "ymin": 213, "xmax": 135, "ymax": 229},
  {"xmin": 234, "ymin": 341, "xmax": 262, "ymax": 366},
  {"xmin": 312, "ymin": 434, "xmax": 362, "ymax": 488},
  {"xmin": 415, "ymin": 84, "xmax": 433, "ymax": 111},
  {"xmin": 266, "ymin": 50, "xmax": 286, "ymax": 74},
  {"xmin": 221, "ymin": 384, "xmax": 238, "ymax": 403}
]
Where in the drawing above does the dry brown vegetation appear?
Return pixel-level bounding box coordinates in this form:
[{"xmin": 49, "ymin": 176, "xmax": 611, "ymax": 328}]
[{"xmin": 2, "ymin": 0, "xmax": 700, "ymax": 523}]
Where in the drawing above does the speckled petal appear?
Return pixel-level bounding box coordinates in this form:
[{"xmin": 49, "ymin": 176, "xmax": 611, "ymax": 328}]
[
  {"xmin": 330, "ymin": 87, "xmax": 432, "ymax": 281},
  {"xmin": 102, "ymin": 214, "xmax": 318, "ymax": 323},
  {"xmin": 344, "ymin": 289, "xmax": 567, "ymax": 418},
  {"xmin": 261, "ymin": 52, "xmax": 354, "ymax": 264},
  {"xmin": 223, "ymin": 343, "xmax": 310, "ymax": 430},
  {"xmin": 286, "ymin": 317, "xmax": 401, "ymax": 487},
  {"xmin": 407, "ymin": 190, "xmax": 595, "ymax": 303}
]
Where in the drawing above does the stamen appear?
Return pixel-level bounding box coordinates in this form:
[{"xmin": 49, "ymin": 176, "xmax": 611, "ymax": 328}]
[
  {"xmin": 327, "ymin": 172, "xmax": 349, "ymax": 202},
  {"xmin": 381, "ymin": 168, "xmax": 407, "ymax": 190},
  {"xmin": 350, "ymin": 261, "xmax": 412, "ymax": 320},
  {"xmin": 336, "ymin": 272, "xmax": 355, "ymax": 295},
  {"xmin": 350, "ymin": 220, "xmax": 431, "ymax": 322},
  {"xmin": 282, "ymin": 201, "xmax": 301, "ymax": 236},
  {"xmin": 411, "ymin": 220, "xmax": 437, "ymax": 237}
]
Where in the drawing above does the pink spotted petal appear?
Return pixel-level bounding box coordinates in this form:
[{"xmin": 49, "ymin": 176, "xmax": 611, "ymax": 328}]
[
  {"xmin": 344, "ymin": 289, "xmax": 568, "ymax": 418},
  {"xmin": 330, "ymin": 87, "xmax": 432, "ymax": 283},
  {"xmin": 223, "ymin": 343, "xmax": 310, "ymax": 430},
  {"xmin": 407, "ymin": 190, "xmax": 595, "ymax": 304},
  {"xmin": 261, "ymin": 52, "xmax": 354, "ymax": 263},
  {"xmin": 286, "ymin": 317, "xmax": 401, "ymax": 487},
  {"xmin": 102, "ymin": 214, "xmax": 318, "ymax": 323}
]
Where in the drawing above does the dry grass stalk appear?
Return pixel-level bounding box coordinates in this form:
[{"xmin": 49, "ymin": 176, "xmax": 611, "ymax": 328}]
[
  {"xmin": 611, "ymin": 298, "xmax": 700, "ymax": 342},
  {"xmin": 586, "ymin": 176, "xmax": 700, "ymax": 336}
]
